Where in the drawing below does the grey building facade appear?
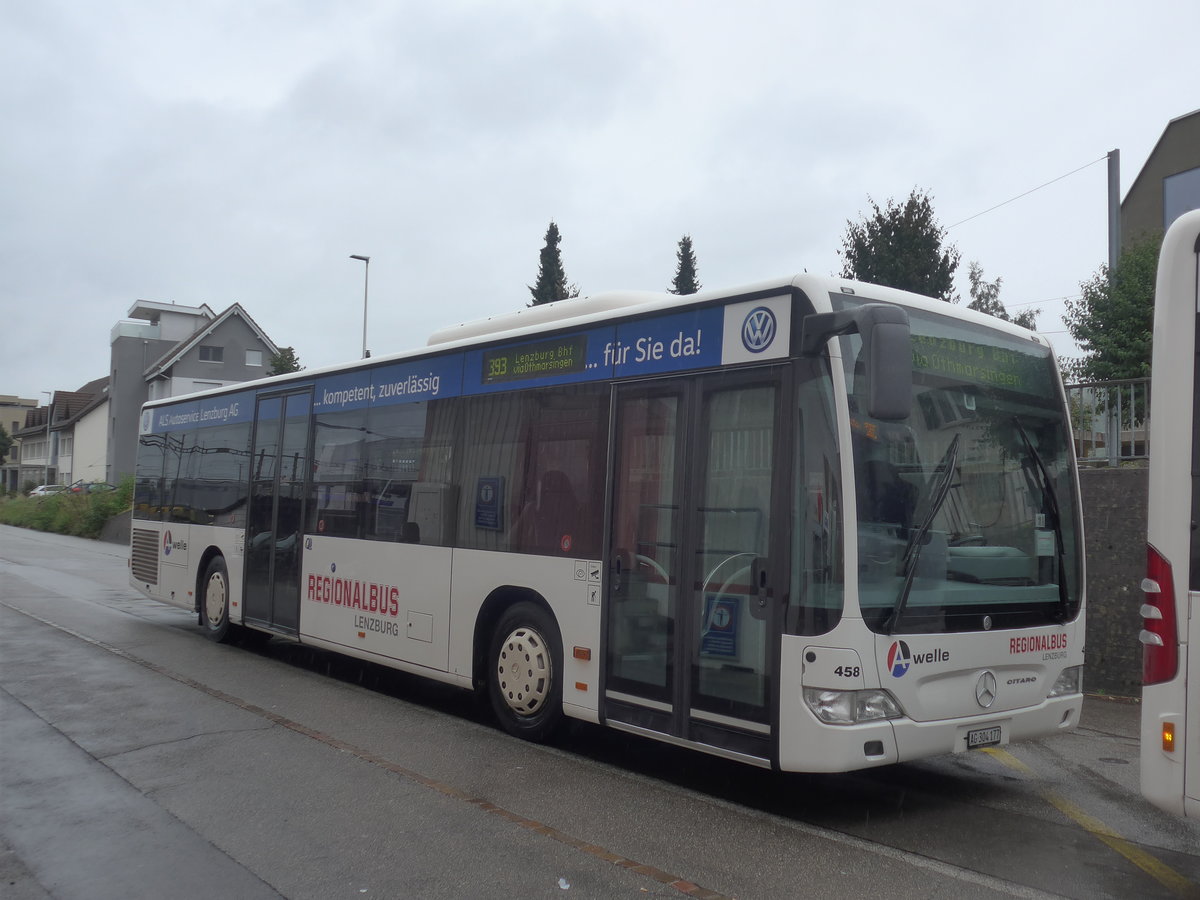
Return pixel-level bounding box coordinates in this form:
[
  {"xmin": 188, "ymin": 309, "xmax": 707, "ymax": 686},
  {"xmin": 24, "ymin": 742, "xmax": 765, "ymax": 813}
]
[{"xmin": 1122, "ymin": 108, "xmax": 1200, "ymax": 248}]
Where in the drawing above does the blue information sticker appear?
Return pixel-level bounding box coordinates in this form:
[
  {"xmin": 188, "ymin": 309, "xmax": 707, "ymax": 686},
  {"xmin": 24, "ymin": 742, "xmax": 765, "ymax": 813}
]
[{"xmin": 475, "ymin": 476, "xmax": 504, "ymax": 530}]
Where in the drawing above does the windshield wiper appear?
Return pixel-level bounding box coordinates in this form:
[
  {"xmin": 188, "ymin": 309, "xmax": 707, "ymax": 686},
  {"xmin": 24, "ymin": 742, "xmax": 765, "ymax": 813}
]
[
  {"xmin": 1014, "ymin": 418, "xmax": 1071, "ymax": 623},
  {"xmin": 884, "ymin": 433, "xmax": 960, "ymax": 634}
]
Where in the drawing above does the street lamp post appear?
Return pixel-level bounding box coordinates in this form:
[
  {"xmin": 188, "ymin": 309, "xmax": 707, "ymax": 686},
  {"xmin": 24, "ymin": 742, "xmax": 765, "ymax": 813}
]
[
  {"xmin": 41, "ymin": 390, "xmax": 52, "ymax": 486},
  {"xmin": 350, "ymin": 254, "xmax": 371, "ymax": 359}
]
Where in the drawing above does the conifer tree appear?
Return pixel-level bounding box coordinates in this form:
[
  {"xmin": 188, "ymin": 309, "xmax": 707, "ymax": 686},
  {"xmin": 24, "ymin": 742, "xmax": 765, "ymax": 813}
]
[
  {"xmin": 528, "ymin": 221, "xmax": 579, "ymax": 306},
  {"xmin": 669, "ymin": 234, "xmax": 701, "ymax": 295}
]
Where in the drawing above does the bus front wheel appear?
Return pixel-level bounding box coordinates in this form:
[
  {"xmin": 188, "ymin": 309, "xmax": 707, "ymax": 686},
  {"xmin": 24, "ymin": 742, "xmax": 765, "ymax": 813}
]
[
  {"xmin": 488, "ymin": 602, "xmax": 563, "ymax": 742},
  {"xmin": 200, "ymin": 556, "xmax": 232, "ymax": 643}
]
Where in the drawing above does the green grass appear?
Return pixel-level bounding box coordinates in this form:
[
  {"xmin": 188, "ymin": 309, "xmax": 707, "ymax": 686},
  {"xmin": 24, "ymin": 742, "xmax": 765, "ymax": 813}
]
[{"xmin": 0, "ymin": 477, "xmax": 134, "ymax": 539}]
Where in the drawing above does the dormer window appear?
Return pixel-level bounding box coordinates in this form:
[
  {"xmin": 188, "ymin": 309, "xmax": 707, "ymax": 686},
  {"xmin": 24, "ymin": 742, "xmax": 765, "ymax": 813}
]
[{"xmin": 199, "ymin": 345, "xmax": 224, "ymax": 362}]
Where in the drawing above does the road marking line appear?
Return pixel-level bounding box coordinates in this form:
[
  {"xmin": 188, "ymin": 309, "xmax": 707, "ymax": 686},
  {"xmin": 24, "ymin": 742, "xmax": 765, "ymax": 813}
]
[{"xmin": 984, "ymin": 747, "xmax": 1199, "ymax": 898}]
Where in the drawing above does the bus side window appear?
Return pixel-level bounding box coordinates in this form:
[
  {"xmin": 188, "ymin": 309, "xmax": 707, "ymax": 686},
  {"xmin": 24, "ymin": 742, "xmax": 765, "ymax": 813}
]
[{"xmin": 513, "ymin": 469, "xmax": 579, "ymax": 554}]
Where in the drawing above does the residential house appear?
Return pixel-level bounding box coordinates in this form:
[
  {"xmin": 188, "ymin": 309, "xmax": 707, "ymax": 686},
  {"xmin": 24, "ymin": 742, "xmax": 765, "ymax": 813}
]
[
  {"xmin": 107, "ymin": 300, "xmax": 279, "ymax": 481},
  {"xmin": 56, "ymin": 378, "xmax": 111, "ymax": 486},
  {"xmin": 0, "ymin": 395, "xmax": 38, "ymax": 493},
  {"xmin": 10, "ymin": 380, "xmax": 107, "ymax": 490},
  {"xmin": 13, "ymin": 403, "xmax": 56, "ymax": 490}
]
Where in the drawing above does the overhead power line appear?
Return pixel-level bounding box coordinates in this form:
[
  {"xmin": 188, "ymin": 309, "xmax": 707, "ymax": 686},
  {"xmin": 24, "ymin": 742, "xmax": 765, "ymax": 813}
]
[
  {"xmin": 1006, "ymin": 293, "xmax": 1081, "ymax": 309},
  {"xmin": 948, "ymin": 156, "xmax": 1108, "ymax": 229}
]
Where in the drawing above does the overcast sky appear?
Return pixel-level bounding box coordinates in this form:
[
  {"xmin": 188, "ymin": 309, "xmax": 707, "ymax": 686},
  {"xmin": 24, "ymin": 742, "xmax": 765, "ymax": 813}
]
[{"xmin": 2, "ymin": 1, "xmax": 1196, "ymax": 403}]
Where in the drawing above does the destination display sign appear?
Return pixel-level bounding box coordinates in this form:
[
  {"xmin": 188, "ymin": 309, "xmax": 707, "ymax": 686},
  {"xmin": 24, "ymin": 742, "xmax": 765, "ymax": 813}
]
[
  {"xmin": 481, "ymin": 335, "xmax": 588, "ymax": 384},
  {"xmin": 911, "ymin": 333, "xmax": 1051, "ymax": 395}
]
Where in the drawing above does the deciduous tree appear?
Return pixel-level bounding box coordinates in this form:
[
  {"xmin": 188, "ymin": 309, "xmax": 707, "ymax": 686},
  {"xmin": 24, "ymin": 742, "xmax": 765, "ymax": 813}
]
[
  {"xmin": 267, "ymin": 346, "xmax": 303, "ymax": 376},
  {"xmin": 1062, "ymin": 233, "xmax": 1161, "ymax": 381},
  {"xmin": 838, "ymin": 189, "xmax": 960, "ymax": 302},
  {"xmin": 966, "ymin": 261, "xmax": 1038, "ymax": 330}
]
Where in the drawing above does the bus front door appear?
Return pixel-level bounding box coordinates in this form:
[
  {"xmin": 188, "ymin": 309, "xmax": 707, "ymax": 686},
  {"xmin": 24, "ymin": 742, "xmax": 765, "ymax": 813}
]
[
  {"xmin": 244, "ymin": 389, "xmax": 313, "ymax": 634},
  {"xmin": 605, "ymin": 372, "xmax": 785, "ymax": 763}
]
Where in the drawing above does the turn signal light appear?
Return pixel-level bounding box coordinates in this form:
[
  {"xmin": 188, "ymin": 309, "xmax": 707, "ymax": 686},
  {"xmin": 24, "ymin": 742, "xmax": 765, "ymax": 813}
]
[
  {"xmin": 573, "ymin": 646, "xmax": 591, "ymax": 661},
  {"xmin": 1163, "ymin": 722, "xmax": 1176, "ymax": 753}
]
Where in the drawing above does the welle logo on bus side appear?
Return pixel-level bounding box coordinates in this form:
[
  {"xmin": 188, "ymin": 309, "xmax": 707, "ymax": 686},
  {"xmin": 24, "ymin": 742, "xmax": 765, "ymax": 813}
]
[
  {"xmin": 162, "ymin": 530, "xmax": 187, "ymax": 556},
  {"xmin": 886, "ymin": 640, "xmax": 950, "ymax": 677}
]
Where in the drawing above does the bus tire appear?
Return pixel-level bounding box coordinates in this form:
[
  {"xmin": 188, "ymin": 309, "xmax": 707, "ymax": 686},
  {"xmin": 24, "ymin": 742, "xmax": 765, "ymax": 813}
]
[
  {"xmin": 488, "ymin": 601, "xmax": 563, "ymax": 742},
  {"xmin": 200, "ymin": 555, "xmax": 232, "ymax": 643}
]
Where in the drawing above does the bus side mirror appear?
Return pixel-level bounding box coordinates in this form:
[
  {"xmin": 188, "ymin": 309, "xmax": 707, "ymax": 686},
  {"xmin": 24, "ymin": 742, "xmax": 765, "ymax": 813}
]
[{"xmin": 799, "ymin": 303, "xmax": 912, "ymax": 421}]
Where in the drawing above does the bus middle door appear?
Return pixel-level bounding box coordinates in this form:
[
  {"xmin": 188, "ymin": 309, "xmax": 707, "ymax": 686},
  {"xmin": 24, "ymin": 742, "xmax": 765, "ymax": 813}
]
[{"xmin": 244, "ymin": 389, "xmax": 313, "ymax": 634}]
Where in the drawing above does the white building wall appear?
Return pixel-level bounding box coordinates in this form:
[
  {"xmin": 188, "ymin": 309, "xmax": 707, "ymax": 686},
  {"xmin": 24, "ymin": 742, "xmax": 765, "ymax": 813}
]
[{"xmin": 72, "ymin": 401, "xmax": 110, "ymax": 484}]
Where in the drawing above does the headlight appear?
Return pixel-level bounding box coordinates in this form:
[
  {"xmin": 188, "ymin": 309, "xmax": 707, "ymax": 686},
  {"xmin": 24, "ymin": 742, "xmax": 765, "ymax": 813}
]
[
  {"xmin": 803, "ymin": 688, "xmax": 903, "ymax": 724},
  {"xmin": 1048, "ymin": 665, "xmax": 1083, "ymax": 697}
]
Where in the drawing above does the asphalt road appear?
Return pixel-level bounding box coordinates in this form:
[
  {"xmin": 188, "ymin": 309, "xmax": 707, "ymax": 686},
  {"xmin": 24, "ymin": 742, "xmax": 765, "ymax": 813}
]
[{"xmin": 1, "ymin": 525, "xmax": 1198, "ymax": 899}]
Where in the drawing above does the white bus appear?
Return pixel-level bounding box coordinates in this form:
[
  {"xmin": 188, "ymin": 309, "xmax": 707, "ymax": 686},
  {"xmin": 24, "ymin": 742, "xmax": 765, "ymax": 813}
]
[
  {"xmin": 1143, "ymin": 208, "xmax": 1200, "ymax": 816},
  {"xmin": 130, "ymin": 273, "xmax": 1085, "ymax": 773}
]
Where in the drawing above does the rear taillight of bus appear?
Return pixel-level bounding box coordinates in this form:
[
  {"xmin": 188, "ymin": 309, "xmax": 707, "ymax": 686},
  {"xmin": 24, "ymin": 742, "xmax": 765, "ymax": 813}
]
[{"xmin": 1141, "ymin": 543, "xmax": 1179, "ymax": 686}]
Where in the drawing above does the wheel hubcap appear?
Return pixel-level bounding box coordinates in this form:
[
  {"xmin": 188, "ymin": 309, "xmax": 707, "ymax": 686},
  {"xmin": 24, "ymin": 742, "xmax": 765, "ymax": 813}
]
[
  {"xmin": 205, "ymin": 573, "xmax": 227, "ymax": 627},
  {"xmin": 496, "ymin": 626, "xmax": 551, "ymax": 716}
]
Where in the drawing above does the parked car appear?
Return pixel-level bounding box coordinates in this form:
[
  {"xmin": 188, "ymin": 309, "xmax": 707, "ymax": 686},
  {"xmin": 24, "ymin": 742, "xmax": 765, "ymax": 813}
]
[
  {"xmin": 68, "ymin": 481, "xmax": 116, "ymax": 494},
  {"xmin": 28, "ymin": 484, "xmax": 67, "ymax": 497}
]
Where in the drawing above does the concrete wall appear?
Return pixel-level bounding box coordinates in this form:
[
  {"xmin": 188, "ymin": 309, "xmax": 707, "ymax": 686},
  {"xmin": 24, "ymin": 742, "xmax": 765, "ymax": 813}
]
[
  {"xmin": 1079, "ymin": 465, "xmax": 1147, "ymax": 696},
  {"xmin": 100, "ymin": 509, "xmax": 131, "ymax": 546}
]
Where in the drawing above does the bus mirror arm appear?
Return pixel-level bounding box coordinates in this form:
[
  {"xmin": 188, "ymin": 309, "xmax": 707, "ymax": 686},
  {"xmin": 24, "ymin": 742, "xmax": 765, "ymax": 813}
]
[{"xmin": 799, "ymin": 304, "xmax": 912, "ymax": 421}]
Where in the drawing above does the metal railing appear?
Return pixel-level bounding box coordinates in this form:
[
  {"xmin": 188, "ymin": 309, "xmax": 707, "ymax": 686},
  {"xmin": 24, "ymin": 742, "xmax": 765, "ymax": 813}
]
[{"xmin": 1063, "ymin": 378, "xmax": 1150, "ymax": 465}]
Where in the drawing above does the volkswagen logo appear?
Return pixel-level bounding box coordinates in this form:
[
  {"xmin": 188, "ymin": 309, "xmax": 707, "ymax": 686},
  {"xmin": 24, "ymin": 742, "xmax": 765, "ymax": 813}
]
[
  {"xmin": 976, "ymin": 670, "xmax": 998, "ymax": 708},
  {"xmin": 741, "ymin": 306, "xmax": 777, "ymax": 353}
]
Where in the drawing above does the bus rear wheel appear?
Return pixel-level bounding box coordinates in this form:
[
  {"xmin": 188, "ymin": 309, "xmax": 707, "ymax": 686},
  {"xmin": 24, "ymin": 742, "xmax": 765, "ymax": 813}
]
[
  {"xmin": 200, "ymin": 556, "xmax": 232, "ymax": 643},
  {"xmin": 488, "ymin": 602, "xmax": 563, "ymax": 742}
]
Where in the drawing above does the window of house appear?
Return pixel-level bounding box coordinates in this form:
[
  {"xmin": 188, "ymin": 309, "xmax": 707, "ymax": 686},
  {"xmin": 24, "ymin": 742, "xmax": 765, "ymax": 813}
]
[
  {"xmin": 199, "ymin": 345, "xmax": 224, "ymax": 362},
  {"xmin": 246, "ymin": 349, "xmax": 263, "ymax": 366}
]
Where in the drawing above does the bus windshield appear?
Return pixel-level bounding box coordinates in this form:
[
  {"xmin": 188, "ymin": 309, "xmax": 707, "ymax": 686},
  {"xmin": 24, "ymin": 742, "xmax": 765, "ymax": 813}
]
[{"xmin": 838, "ymin": 298, "xmax": 1082, "ymax": 634}]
